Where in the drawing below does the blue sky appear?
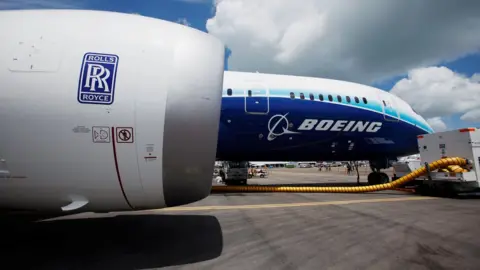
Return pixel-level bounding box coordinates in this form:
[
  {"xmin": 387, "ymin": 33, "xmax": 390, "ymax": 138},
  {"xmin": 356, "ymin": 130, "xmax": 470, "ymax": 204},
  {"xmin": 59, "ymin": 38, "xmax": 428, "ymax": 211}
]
[
  {"xmin": 2, "ymin": 0, "xmax": 479, "ymax": 131},
  {"xmin": 0, "ymin": 0, "xmax": 231, "ymax": 66},
  {"xmin": 86, "ymin": 0, "xmax": 233, "ymax": 71}
]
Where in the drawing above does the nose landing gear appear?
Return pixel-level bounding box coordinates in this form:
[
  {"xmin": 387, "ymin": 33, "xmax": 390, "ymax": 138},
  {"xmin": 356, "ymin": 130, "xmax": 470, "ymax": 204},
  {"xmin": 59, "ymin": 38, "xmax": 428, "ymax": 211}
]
[
  {"xmin": 367, "ymin": 171, "xmax": 390, "ymax": 185},
  {"xmin": 367, "ymin": 158, "xmax": 395, "ymax": 185}
]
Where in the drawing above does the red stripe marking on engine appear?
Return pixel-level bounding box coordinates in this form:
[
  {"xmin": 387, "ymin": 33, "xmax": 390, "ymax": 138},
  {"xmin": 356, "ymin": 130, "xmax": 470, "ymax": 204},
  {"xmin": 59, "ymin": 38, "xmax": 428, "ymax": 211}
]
[{"xmin": 112, "ymin": 126, "xmax": 134, "ymax": 209}]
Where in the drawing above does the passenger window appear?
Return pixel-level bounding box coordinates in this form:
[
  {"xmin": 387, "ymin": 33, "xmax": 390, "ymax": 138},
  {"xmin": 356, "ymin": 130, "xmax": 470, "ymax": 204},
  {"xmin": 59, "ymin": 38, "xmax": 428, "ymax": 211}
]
[
  {"xmin": 300, "ymin": 93, "xmax": 305, "ymax": 100},
  {"xmin": 363, "ymin": 97, "xmax": 368, "ymax": 104},
  {"xmin": 319, "ymin": 94, "xmax": 324, "ymax": 101},
  {"xmin": 290, "ymin": 92, "xmax": 295, "ymax": 99},
  {"xmin": 227, "ymin": 88, "xmax": 232, "ymax": 96},
  {"xmin": 346, "ymin": 96, "xmax": 351, "ymax": 103},
  {"xmin": 328, "ymin": 95, "xmax": 333, "ymax": 101},
  {"xmin": 248, "ymin": 90, "xmax": 252, "ymax": 97},
  {"xmin": 354, "ymin": 96, "xmax": 359, "ymax": 103},
  {"xmin": 337, "ymin": 95, "xmax": 342, "ymax": 102},
  {"xmin": 309, "ymin": 93, "xmax": 314, "ymax": 100}
]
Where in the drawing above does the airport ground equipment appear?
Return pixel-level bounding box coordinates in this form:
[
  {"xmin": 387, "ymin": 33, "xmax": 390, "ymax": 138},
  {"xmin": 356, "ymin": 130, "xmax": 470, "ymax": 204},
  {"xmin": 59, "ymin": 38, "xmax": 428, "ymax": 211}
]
[
  {"xmin": 216, "ymin": 161, "xmax": 249, "ymax": 185},
  {"xmin": 212, "ymin": 156, "xmax": 469, "ymax": 194},
  {"xmin": 212, "ymin": 128, "xmax": 479, "ymax": 196},
  {"xmin": 248, "ymin": 167, "xmax": 268, "ymax": 179},
  {"xmin": 392, "ymin": 128, "xmax": 480, "ymax": 196}
]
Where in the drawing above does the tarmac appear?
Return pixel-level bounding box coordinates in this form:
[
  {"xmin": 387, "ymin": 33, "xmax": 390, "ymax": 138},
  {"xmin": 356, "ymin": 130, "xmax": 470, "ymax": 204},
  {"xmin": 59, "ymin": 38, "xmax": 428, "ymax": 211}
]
[{"xmin": 3, "ymin": 167, "xmax": 480, "ymax": 270}]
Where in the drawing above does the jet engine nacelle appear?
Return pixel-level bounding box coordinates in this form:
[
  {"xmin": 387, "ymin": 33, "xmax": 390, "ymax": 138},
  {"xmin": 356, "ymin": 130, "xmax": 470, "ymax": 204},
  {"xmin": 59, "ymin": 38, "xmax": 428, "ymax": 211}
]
[{"xmin": 0, "ymin": 10, "xmax": 225, "ymax": 214}]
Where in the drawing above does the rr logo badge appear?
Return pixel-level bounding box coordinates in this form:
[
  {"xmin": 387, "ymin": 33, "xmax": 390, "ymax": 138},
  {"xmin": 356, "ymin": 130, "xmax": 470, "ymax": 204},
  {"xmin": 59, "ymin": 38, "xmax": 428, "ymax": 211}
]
[{"xmin": 78, "ymin": 53, "xmax": 119, "ymax": 105}]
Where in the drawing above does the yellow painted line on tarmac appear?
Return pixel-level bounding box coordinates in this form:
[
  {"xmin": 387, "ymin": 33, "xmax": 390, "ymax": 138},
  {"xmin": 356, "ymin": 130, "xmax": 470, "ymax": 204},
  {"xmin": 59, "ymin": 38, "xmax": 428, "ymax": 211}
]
[{"xmin": 154, "ymin": 196, "xmax": 438, "ymax": 212}]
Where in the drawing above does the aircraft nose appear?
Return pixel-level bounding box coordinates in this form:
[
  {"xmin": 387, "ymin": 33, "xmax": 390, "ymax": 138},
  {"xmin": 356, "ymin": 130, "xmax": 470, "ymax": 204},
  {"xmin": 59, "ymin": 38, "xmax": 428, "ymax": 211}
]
[
  {"xmin": 418, "ymin": 115, "xmax": 434, "ymax": 134},
  {"xmin": 161, "ymin": 29, "xmax": 225, "ymax": 207}
]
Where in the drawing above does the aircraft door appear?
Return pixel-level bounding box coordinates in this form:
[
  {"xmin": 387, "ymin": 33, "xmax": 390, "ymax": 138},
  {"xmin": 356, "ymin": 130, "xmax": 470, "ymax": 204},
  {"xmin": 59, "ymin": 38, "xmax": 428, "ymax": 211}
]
[
  {"xmin": 244, "ymin": 83, "xmax": 269, "ymax": 114},
  {"xmin": 379, "ymin": 94, "xmax": 399, "ymax": 122}
]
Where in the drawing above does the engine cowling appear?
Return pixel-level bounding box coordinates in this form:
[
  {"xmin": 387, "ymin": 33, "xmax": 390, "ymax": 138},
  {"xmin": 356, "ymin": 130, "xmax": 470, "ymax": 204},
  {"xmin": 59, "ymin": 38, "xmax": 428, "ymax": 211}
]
[{"xmin": 0, "ymin": 10, "xmax": 225, "ymax": 214}]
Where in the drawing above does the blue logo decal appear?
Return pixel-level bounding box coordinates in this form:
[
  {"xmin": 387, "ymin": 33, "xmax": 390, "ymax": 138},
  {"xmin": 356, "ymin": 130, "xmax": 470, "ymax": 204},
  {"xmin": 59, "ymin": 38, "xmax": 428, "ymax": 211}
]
[{"xmin": 78, "ymin": 53, "xmax": 119, "ymax": 105}]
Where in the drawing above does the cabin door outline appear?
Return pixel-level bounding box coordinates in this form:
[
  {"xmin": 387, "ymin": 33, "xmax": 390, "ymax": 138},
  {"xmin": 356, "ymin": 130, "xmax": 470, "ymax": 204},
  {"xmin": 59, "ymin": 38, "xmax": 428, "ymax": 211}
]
[
  {"xmin": 244, "ymin": 83, "xmax": 270, "ymax": 114},
  {"xmin": 378, "ymin": 94, "xmax": 399, "ymax": 122}
]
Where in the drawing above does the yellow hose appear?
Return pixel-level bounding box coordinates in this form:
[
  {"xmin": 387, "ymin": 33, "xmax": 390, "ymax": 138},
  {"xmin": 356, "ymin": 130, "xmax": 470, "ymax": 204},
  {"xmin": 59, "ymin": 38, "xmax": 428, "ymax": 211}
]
[
  {"xmin": 211, "ymin": 157, "xmax": 468, "ymax": 193},
  {"xmin": 445, "ymin": 165, "xmax": 469, "ymax": 173}
]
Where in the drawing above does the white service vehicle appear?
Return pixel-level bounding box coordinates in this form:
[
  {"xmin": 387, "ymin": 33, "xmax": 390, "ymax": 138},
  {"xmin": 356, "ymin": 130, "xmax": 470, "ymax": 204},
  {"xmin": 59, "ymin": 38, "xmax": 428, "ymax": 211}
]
[
  {"xmin": 392, "ymin": 128, "xmax": 480, "ymax": 195},
  {"xmin": 216, "ymin": 161, "xmax": 249, "ymax": 185}
]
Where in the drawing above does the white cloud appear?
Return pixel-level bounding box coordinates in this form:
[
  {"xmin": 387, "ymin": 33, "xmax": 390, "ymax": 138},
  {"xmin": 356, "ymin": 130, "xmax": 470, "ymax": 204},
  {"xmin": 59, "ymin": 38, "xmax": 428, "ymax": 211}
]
[
  {"xmin": 206, "ymin": 0, "xmax": 480, "ymax": 84},
  {"xmin": 472, "ymin": 73, "xmax": 480, "ymax": 83},
  {"xmin": 460, "ymin": 109, "xmax": 480, "ymax": 122},
  {"xmin": 176, "ymin": 18, "xmax": 191, "ymax": 26},
  {"xmin": 426, "ymin": 117, "xmax": 447, "ymax": 132},
  {"xmin": 176, "ymin": 17, "xmax": 191, "ymax": 26},
  {"xmin": 390, "ymin": 66, "xmax": 480, "ymax": 123}
]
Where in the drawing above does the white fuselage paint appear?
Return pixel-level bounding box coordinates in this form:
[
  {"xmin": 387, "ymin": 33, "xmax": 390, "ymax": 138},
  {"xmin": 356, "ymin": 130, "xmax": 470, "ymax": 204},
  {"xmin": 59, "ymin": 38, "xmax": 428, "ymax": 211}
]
[{"xmin": 221, "ymin": 71, "xmax": 433, "ymax": 135}]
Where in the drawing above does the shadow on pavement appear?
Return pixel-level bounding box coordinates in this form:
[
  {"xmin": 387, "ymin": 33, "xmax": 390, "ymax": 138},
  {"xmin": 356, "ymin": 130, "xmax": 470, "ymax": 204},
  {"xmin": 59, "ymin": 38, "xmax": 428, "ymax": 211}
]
[{"xmin": 0, "ymin": 214, "xmax": 223, "ymax": 270}]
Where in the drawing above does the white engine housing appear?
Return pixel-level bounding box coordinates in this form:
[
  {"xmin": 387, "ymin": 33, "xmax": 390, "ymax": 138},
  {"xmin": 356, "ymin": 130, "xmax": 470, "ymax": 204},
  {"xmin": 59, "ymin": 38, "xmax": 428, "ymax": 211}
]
[{"xmin": 0, "ymin": 10, "xmax": 225, "ymax": 214}]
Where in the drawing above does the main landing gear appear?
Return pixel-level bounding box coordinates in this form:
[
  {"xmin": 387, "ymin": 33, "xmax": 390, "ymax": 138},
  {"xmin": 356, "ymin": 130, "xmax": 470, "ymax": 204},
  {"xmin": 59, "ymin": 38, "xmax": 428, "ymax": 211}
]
[{"xmin": 367, "ymin": 158, "xmax": 394, "ymax": 185}]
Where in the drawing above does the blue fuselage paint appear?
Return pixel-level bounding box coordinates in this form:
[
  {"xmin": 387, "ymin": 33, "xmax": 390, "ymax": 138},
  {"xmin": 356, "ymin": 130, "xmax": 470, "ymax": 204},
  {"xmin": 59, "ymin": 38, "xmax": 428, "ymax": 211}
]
[{"xmin": 216, "ymin": 88, "xmax": 433, "ymax": 162}]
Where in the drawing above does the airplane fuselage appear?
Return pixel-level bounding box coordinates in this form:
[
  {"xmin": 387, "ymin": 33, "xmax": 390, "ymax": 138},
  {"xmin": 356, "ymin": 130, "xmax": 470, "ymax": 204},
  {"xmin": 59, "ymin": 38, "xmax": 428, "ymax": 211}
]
[{"xmin": 216, "ymin": 71, "xmax": 433, "ymax": 162}]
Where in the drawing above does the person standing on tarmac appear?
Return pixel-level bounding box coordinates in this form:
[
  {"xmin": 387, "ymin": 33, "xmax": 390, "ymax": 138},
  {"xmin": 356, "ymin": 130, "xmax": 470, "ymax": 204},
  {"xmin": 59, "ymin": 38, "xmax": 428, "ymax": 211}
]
[{"xmin": 346, "ymin": 163, "xmax": 352, "ymax": 175}]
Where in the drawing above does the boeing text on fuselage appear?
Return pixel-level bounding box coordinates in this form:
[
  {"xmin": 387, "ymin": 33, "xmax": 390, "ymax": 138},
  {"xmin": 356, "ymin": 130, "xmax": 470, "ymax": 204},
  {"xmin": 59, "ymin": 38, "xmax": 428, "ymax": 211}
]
[
  {"xmin": 297, "ymin": 119, "xmax": 382, "ymax": 132},
  {"xmin": 267, "ymin": 114, "xmax": 383, "ymax": 141}
]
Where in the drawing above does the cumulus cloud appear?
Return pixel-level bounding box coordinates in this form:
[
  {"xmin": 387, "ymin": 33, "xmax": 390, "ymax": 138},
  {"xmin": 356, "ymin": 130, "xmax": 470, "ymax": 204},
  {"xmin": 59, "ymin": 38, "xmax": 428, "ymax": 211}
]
[
  {"xmin": 176, "ymin": 17, "xmax": 191, "ymax": 26},
  {"xmin": 206, "ymin": 0, "xmax": 480, "ymax": 84},
  {"xmin": 460, "ymin": 109, "xmax": 480, "ymax": 122},
  {"xmin": 426, "ymin": 117, "xmax": 447, "ymax": 132},
  {"xmin": 390, "ymin": 66, "xmax": 480, "ymax": 123}
]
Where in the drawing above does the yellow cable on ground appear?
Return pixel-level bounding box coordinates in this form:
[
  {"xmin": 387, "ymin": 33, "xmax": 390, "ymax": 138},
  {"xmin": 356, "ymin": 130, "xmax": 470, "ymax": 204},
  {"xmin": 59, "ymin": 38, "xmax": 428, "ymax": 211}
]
[{"xmin": 211, "ymin": 157, "xmax": 468, "ymax": 193}]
